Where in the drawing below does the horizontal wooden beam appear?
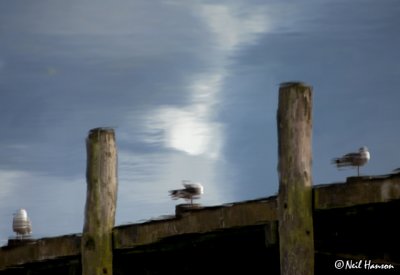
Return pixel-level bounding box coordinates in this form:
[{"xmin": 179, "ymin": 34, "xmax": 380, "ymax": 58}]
[
  {"xmin": 1, "ymin": 175, "xmax": 400, "ymax": 270},
  {"xmin": 113, "ymin": 198, "xmax": 277, "ymax": 249},
  {"xmin": 314, "ymin": 174, "xmax": 400, "ymax": 209},
  {"xmin": 0, "ymin": 234, "xmax": 80, "ymax": 269}
]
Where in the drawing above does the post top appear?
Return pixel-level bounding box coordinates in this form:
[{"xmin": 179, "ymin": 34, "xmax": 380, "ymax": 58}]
[
  {"xmin": 279, "ymin": 81, "xmax": 310, "ymax": 88},
  {"xmin": 88, "ymin": 127, "xmax": 115, "ymax": 135}
]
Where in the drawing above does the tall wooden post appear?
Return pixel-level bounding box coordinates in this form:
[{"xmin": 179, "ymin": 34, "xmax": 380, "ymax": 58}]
[
  {"xmin": 82, "ymin": 128, "xmax": 118, "ymax": 275},
  {"xmin": 277, "ymin": 82, "xmax": 314, "ymax": 275}
]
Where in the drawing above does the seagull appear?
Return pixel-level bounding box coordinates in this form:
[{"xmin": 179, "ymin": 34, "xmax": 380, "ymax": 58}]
[
  {"xmin": 169, "ymin": 181, "xmax": 204, "ymax": 206},
  {"xmin": 13, "ymin": 209, "xmax": 32, "ymax": 238},
  {"xmin": 332, "ymin": 146, "xmax": 370, "ymax": 176}
]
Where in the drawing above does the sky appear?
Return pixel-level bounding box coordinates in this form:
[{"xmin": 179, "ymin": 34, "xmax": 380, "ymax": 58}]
[{"xmin": 1, "ymin": 0, "xmax": 399, "ymax": 242}]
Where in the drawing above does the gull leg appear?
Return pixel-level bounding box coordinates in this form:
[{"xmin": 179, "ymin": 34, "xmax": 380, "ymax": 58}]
[{"xmin": 357, "ymin": 166, "xmax": 360, "ymax": 176}]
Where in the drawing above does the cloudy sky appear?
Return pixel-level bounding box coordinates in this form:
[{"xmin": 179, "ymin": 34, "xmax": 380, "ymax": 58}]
[{"xmin": 1, "ymin": 0, "xmax": 399, "ymax": 241}]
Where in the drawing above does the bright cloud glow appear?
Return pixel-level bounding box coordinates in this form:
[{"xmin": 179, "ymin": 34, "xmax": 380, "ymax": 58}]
[
  {"xmin": 142, "ymin": 3, "xmax": 269, "ymax": 159},
  {"xmin": 146, "ymin": 106, "xmax": 223, "ymax": 159}
]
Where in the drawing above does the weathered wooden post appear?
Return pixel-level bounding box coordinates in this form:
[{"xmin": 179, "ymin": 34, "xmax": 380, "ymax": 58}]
[
  {"xmin": 82, "ymin": 128, "xmax": 118, "ymax": 275},
  {"xmin": 277, "ymin": 82, "xmax": 314, "ymax": 275}
]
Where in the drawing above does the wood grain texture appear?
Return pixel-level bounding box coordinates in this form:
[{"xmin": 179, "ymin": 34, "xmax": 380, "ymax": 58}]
[
  {"xmin": 82, "ymin": 128, "xmax": 117, "ymax": 275},
  {"xmin": 277, "ymin": 83, "xmax": 314, "ymax": 275}
]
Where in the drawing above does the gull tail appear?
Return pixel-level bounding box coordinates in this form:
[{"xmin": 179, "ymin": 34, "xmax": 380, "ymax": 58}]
[
  {"xmin": 332, "ymin": 157, "xmax": 352, "ymax": 168},
  {"xmin": 169, "ymin": 190, "xmax": 184, "ymax": 200}
]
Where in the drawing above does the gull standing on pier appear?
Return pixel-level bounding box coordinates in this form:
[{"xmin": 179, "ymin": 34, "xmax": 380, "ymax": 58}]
[
  {"xmin": 332, "ymin": 146, "xmax": 370, "ymax": 176},
  {"xmin": 169, "ymin": 180, "xmax": 204, "ymax": 205},
  {"xmin": 13, "ymin": 209, "xmax": 32, "ymax": 239}
]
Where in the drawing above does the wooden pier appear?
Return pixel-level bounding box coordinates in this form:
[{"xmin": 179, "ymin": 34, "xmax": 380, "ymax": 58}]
[{"xmin": 1, "ymin": 174, "xmax": 400, "ymax": 274}]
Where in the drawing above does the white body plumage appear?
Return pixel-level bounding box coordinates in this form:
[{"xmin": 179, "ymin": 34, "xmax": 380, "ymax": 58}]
[{"xmin": 13, "ymin": 209, "xmax": 32, "ymax": 237}]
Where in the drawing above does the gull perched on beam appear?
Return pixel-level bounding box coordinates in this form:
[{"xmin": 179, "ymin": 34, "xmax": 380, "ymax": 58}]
[
  {"xmin": 332, "ymin": 146, "xmax": 370, "ymax": 176},
  {"xmin": 13, "ymin": 209, "xmax": 32, "ymax": 239},
  {"xmin": 169, "ymin": 180, "xmax": 204, "ymax": 206}
]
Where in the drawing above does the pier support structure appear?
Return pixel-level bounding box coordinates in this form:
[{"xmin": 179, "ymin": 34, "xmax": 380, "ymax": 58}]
[
  {"xmin": 82, "ymin": 128, "xmax": 118, "ymax": 275},
  {"xmin": 277, "ymin": 82, "xmax": 314, "ymax": 275}
]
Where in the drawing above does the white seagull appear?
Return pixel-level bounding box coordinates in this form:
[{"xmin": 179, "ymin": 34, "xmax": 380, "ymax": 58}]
[
  {"xmin": 332, "ymin": 146, "xmax": 370, "ymax": 176},
  {"xmin": 169, "ymin": 181, "xmax": 204, "ymax": 205},
  {"xmin": 13, "ymin": 209, "xmax": 32, "ymax": 238}
]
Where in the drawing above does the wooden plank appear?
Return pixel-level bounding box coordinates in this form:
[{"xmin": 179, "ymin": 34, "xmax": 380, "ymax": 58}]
[
  {"xmin": 0, "ymin": 235, "xmax": 80, "ymax": 270},
  {"xmin": 113, "ymin": 198, "xmax": 277, "ymax": 249},
  {"xmin": 314, "ymin": 175, "xmax": 400, "ymax": 209}
]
